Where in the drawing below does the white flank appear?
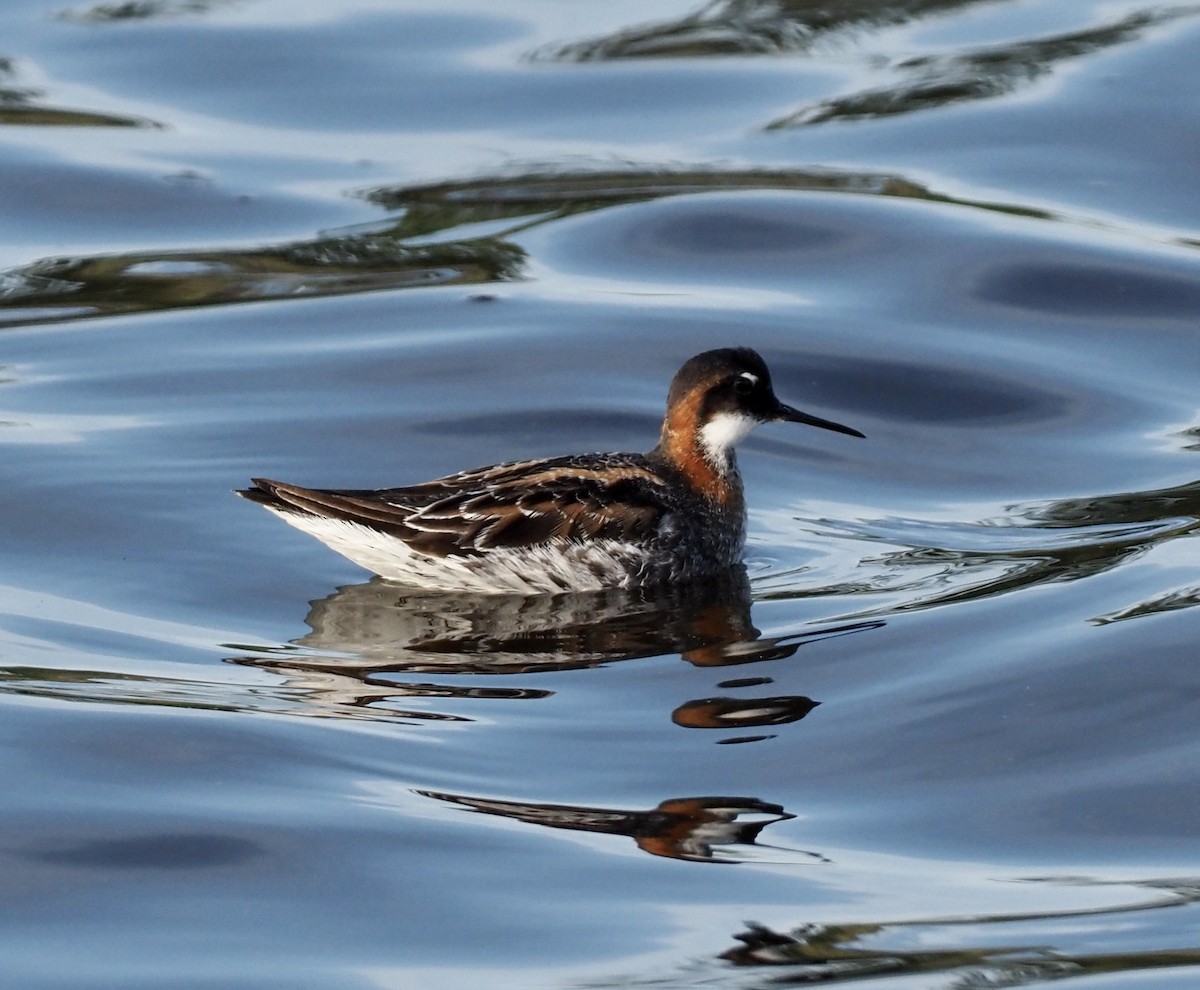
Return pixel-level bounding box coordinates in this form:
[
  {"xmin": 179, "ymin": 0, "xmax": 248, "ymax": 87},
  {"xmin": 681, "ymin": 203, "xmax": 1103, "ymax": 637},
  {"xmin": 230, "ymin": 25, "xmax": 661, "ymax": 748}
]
[
  {"xmin": 699, "ymin": 411, "xmax": 758, "ymax": 471},
  {"xmin": 263, "ymin": 506, "xmax": 642, "ymax": 594}
]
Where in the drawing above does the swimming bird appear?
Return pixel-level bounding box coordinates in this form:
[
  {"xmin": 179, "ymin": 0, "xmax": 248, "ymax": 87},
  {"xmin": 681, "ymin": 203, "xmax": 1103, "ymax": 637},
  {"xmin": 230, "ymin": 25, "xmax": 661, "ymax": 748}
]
[{"xmin": 238, "ymin": 347, "xmax": 863, "ymax": 594}]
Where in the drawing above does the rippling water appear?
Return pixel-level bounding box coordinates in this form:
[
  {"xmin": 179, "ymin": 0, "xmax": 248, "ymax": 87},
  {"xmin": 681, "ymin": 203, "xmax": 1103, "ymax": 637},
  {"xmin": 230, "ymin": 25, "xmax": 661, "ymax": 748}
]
[{"xmin": 3, "ymin": 1, "xmax": 1200, "ymax": 987}]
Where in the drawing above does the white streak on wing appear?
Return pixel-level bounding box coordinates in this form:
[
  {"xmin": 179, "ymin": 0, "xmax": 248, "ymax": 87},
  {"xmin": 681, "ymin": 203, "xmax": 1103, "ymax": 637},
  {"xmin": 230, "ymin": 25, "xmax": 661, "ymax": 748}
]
[
  {"xmin": 699, "ymin": 411, "xmax": 758, "ymax": 470},
  {"xmin": 261, "ymin": 506, "xmax": 641, "ymax": 594}
]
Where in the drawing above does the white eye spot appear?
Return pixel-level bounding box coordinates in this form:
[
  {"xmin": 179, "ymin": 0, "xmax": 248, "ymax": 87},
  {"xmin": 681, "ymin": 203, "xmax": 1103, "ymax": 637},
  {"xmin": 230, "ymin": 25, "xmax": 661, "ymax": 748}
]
[{"xmin": 734, "ymin": 371, "xmax": 758, "ymax": 396}]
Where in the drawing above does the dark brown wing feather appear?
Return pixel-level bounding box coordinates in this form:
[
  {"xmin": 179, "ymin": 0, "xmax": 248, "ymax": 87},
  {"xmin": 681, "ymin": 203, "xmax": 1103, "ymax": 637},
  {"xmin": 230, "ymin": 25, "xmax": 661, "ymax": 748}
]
[{"xmin": 240, "ymin": 454, "xmax": 671, "ymax": 558}]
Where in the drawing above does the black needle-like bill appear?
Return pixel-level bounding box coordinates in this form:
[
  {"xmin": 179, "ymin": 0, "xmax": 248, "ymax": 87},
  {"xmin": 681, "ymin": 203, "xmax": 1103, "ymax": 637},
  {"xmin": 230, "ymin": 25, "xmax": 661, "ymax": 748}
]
[{"xmin": 774, "ymin": 402, "xmax": 865, "ymax": 439}]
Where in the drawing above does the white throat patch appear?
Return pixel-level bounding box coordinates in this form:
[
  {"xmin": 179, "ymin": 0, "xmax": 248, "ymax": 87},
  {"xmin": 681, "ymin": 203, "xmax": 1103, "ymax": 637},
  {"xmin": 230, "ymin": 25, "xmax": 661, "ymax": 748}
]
[{"xmin": 699, "ymin": 411, "xmax": 758, "ymax": 470}]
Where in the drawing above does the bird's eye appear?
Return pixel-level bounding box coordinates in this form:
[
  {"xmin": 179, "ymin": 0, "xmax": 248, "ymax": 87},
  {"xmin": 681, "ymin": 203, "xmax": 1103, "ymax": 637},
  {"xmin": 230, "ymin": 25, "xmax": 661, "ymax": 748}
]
[{"xmin": 733, "ymin": 376, "xmax": 754, "ymax": 396}]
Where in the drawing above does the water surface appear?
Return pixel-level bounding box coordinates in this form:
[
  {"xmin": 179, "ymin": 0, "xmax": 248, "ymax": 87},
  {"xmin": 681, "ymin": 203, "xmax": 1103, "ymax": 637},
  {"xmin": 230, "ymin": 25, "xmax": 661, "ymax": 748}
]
[{"xmin": 2, "ymin": 1, "xmax": 1199, "ymax": 987}]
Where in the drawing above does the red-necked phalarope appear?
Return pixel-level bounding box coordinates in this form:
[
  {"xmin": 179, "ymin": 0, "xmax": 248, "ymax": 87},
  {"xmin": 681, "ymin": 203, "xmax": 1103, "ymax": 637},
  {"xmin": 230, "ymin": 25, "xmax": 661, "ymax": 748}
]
[{"xmin": 238, "ymin": 347, "xmax": 863, "ymax": 594}]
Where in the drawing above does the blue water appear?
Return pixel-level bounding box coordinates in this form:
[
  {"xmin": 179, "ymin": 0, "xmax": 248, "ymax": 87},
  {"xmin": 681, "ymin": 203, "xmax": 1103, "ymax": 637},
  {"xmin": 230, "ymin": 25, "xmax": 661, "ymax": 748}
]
[{"xmin": 2, "ymin": 1, "xmax": 1200, "ymax": 987}]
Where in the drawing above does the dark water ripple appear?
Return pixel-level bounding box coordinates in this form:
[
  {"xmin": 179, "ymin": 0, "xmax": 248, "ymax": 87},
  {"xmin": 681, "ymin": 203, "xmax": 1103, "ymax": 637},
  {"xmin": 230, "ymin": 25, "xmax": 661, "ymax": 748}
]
[
  {"xmin": 712, "ymin": 877, "xmax": 1200, "ymax": 986},
  {"xmin": 4, "ymin": 164, "xmax": 1197, "ymax": 329}
]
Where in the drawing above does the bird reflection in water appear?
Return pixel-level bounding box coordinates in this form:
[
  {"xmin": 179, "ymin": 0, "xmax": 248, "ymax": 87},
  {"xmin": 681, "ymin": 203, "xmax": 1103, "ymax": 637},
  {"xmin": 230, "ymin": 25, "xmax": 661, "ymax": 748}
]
[
  {"xmin": 228, "ymin": 569, "xmax": 882, "ymax": 728},
  {"xmin": 416, "ymin": 791, "xmax": 823, "ymax": 864}
]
